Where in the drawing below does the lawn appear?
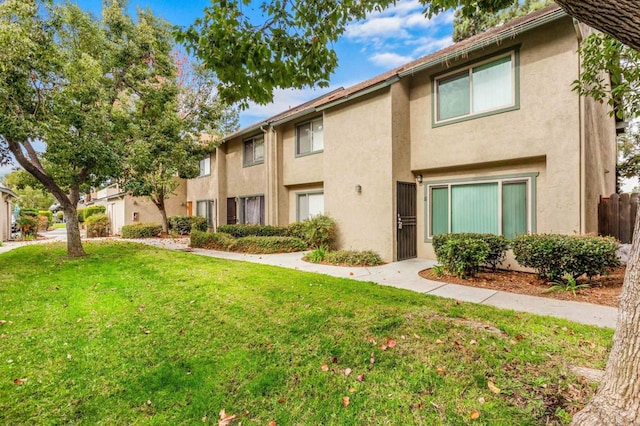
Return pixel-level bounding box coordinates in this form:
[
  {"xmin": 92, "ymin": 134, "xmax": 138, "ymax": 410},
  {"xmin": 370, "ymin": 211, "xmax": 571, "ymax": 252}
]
[
  {"xmin": 0, "ymin": 242, "xmax": 612, "ymax": 425},
  {"xmin": 52, "ymin": 223, "xmax": 66, "ymax": 229}
]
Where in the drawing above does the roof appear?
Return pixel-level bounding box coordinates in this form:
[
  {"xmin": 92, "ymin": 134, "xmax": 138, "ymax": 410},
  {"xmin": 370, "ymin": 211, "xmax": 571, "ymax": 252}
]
[
  {"xmin": 0, "ymin": 187, "xmax": 18, "ymax": 198},
  {"xmin": 226, "ymin": 4, "xmax": 566, "ymax": 141}
]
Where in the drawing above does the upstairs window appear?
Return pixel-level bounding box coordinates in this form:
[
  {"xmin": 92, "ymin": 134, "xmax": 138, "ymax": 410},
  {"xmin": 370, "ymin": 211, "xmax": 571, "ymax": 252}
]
[
  {"xmin": 243, "ymin": 135, "xmax": 264, "ymax": 167},
  {"xmin": 435, "ymin": 52, "xmax": 517, "ymax": 124},
  {"xmin": 199, "ymin": 156, "xmax": 211, "ymax": 176},
  {"xmin": 296, "ymin": 118, "xmax": 323, "ymax": 156}
]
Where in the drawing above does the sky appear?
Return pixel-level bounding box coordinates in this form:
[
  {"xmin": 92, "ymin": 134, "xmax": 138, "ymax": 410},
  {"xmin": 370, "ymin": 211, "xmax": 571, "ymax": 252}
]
[{"xmin": 0, "ymin": 0, "xmax": 456, "ymax": 178}]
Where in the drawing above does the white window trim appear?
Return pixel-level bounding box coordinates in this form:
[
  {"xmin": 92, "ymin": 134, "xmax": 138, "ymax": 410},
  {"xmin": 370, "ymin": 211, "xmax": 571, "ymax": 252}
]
[
  {"xmin": 434, "ymin": 51, "xmax": 517, "ymax": 125},
  {"xmin": 295, "ymin": 117, "xmax": 324, "ymax": 157},
  {"xmin": 426, "ymin": 175, "xmax": 533, "ymax": 240}
]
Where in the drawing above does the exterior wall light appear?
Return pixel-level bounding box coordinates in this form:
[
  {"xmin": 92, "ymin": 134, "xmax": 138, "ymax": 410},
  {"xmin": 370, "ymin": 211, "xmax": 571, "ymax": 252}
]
[
  {"xmin": 416, "ymin": 174, "xmax": 423, "ymax": 184},
  {"xmin": 355, "ymin": 184, "xmax": 362, "ymax": 194}
]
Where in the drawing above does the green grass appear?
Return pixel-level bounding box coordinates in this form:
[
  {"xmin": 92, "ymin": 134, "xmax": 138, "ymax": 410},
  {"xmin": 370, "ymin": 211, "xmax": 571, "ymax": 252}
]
[
  {"xmin": 0, "ymin": 242, "xmax": 612, "ymax": 425},
  {"xmin": 52, "ymin": 223, "xmax": 66, "ymax": 229}
]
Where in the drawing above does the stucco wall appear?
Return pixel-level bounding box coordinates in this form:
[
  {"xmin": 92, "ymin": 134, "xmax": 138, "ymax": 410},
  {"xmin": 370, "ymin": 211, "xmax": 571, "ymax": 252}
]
[
  {"xmin": 409, "ymin": 17, "xmax": 583, "ymax": 257},
  {"xmin": 225, "ymin": 135, "xmax": 267, "ymax": 199},
  {"xmin": 124, "ymin": 178, "xmax": 187, "ymax": 228},
  {"xmin": 323, "ymin": 90, "xmax": 396, "ymax": 260},
  {"xmin": 0, "ymin": 194, "xmax": 13, "ymax": 241}
]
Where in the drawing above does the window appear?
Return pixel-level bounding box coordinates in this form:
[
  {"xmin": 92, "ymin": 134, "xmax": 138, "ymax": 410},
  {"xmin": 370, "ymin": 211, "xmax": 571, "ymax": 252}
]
[
  {"xmin": 243, "ymin": 135, "xmax": 264, "ymax": 166},
  {"xmin": 427, "ymin": 175, "xmax": 535, "ymax": 240},
  {"xmin": 296, "ymin": 118, "xmax": 323, "ymax": 156},
  {"xmin": 297, "ymin": 192, "xmax": 324, "ymax": 221},
  {"xmin": 435, "ymin": 52, "xmax": 516, "ymax": 124},
  {"xmin": 196, "ymin": 200, "xmax": 215, "ymax": 228},
  {"xmin": 199, "ymin": 156, "xmax": 211, "ymax": 176},
  {"xmin": 239, "ymin": 195, "xmax": 265, "ymax": 225}
]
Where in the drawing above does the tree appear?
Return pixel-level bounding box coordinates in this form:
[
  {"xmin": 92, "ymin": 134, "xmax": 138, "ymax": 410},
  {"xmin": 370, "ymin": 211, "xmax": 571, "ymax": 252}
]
[
  {"xmin": 119, "ymin": 44, "xmax": 238, "ymax": 233},
  {"xmin": 0, "ymin": 169, "xmax": 56, "ymax": 210},
  {"xmin": 178, "ymin": 1, "xmax": 640, "ymax": 424}
]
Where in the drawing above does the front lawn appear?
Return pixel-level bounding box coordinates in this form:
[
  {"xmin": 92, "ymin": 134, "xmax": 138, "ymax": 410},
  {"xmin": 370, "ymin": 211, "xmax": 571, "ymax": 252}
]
[{"xmin": 0, "ymin": 242, "xmax": 612, "ymax": 424}]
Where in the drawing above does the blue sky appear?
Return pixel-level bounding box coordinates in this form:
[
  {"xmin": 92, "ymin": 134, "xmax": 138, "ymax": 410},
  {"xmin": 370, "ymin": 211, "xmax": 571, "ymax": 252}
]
[{"xmin": 1, "ymin": 0, "xmax": 454, "ymax": 177}]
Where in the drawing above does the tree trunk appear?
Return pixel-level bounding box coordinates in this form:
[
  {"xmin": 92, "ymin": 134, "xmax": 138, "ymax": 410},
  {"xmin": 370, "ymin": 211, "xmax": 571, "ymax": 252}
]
[
  {"xmin": 555, "ymin": 0, "xmax": 640, "ymax": 52},
  {"xmin": 571, "ymin": 212, "xmax": 640, "ymax": 425},
  {"xmin": 154, "ymin": 196, "xmax": 169, "ymax": 234},
  {"xmin": 62, "ymin": 202, "xmax": 86, "ymax": 257}
]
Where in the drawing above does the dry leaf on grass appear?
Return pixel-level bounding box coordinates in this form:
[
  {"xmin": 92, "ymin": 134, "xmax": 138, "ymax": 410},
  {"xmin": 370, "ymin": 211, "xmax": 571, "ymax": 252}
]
[
  {"xmin": 487, "ymin": 381, "xmax": 501, "ymax": 394},
  {"xmin": 342, "ymin": 396, "xmax": 350, "ymax": 407}
]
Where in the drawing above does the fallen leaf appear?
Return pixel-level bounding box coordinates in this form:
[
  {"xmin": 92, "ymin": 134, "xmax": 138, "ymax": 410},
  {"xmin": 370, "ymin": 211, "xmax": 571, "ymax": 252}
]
[
  {"xmin": 13, "ymin": 378, "xmax": 27, "ymax": 385},
  {"xmin": 469, "ymin": 339, "xmax": 477, "ymax": 345},
  {"xmin": 321, "ymin": 364, "xmax": 329, "ymax": 371},
  {"xmin": 277, "ymin": 397, "xmax": 286, "ymax": 404},
  {"xmin": 357, "ymin": 374, "xmax": 365, "ymax": 382},
  {"xmin": 379, "ymin": 344, "xmax": 387, "ymax": 351},
  {"xmin": 146, "ymin": 400, "xmax": 152, "ymax": 406},
  {"xmin": 478, "ymin": 397, "xmax": 486, "ymax": 404},
  {"xmin": 342, "ymin": 396, "xmax": 350, "ymax": 407},
  {"xmin": 435, "ymin": 339, "xmax": 443, "ymax": 344},
  {"xmin": 487, "ymin": 381, "xmax": 501, "ymax": 394},
  {"xmin": 344, "ymin": 368, "xmax": 352, "ymax": 376},
  {"xmin": 349, "ymin": 387, "xmax": 357, "ymax": 393},
  {"xmin": 331, "ymin": 356, "xmax": 338, "ymax": 363},
  {"xmin": 436, "ymin": 367, "xmax": 446, "ymax": 375},
  {"xmin": 413, "ymin": 333, "xmax": 420, "ymax": 339},
  {"xmin": 0, "ymin": 320, "xmax": 6, "ymax": 326},
  {"xmin": 268, "ymin": 422, "xmax": 277, "ymax": 426},
  {"xmin": 144, "ymin": 330, "xmax": 151, "ymax": 335},
  {"xmin": 66, "ymin": 354, "xmax": 72, "ymax": 360},
  {"xmin": 202, "ymin": 416, "xmax": 208, "ymax": 422},
  {"xmin": 370, "ymin": 353, "xmax": 375, "ymax": 364},
  {"xmin": 470, "ymin": 410, "xmax": 480, "ymax": 419},
  {"xmin": 515, "ymin": 334, "xmax": 524, "ymax": 341},
  {"xmin": 218, "ymin": 409, "xmax": 236, "ymax": 426},
  {"xmin": 386, "ymin": 338, "xmax": 396, "ymax": 348}
]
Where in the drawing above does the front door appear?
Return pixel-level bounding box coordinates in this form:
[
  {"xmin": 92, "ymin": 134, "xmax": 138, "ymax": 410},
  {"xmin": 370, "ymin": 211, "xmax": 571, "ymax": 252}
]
[
  {"xmin": 397, "ymin": 181, "xmax": 417, "ymax": 261},
  {"xmin": 227, "ymin": 198, "xmax": 237, "ymax": 224}
]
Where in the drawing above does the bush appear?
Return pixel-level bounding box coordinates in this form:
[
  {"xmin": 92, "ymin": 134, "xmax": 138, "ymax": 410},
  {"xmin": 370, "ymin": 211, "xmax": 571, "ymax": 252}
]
[
  {"xmin": 513, "ymin": 234, "xmax": 620, "ymax": 280},
  {"xmin": 20, "ymin": 208, "xmax": 38, "ymax": 217},
  {"xmin": 85, "ymin": 213, "xmax": 110, "ymax": 238},
  {"xmin": 17, "ymin": 215, "xmax": 38, "ymax": 237},
  {"xmin": 323, "ymin": 250, "xmax": 384, "ymax": 266},
  {"xmin": 38, "ymin": 210, "xmax": 53, "ymax": 230},
  {"xmin": 84, "ymin": 205, "xmax": 106, "ymax": 221},
  {"xmin": 77, "ymin": 208, "xmax": 85, "ymax": 223},
  {"xmin": 306, "ymin": 245, "xmax": 328, "ymax": 263},
  {"xmin": 168, "ymin": 215, "xmax": 208, "ymax": 235},
  {"xmin": 434, "ymin": 238, "xmax": 489, "ymax": 278},
  {"xmin": 287, "ymin": 215, "xmax": 337, "ymax": 249},
  {"xmin": 190, "ymin": 230, "xmax": 236, "ymax": 250},
  {"xmin": 218, "ymin": 224, "xmax": 289, "ymax": 238},
  {"xmin": 55, "ymin": 211, "xmax": 64, "ymax": 223},
  {"xmin": 37, "ymin": 215, "xmax": 49, "ymax": 231},
  {"xmin": 432, "ymin": 233, "xmax": 509, "ymax": 271},
  {"xmin": 233, "ymin": 236, "xmax": 307, "ymax": 254},
  {"xmin": 121, "ymin": 223, "xmax": 162, "ymax": 239}
]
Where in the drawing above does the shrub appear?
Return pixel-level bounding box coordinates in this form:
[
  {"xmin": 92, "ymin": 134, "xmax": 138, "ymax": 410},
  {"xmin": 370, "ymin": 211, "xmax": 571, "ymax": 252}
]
[
  {"xmin": 432, "ymin": 233, "xmax": 508, "ymax": 271},
  {"xmin": 77, "ymin": 208, "xmax": 85, "ymax": 223},
  {"xmin": 233, "ymin": 236, "xmax": 307, "ymax": 253},
  {"xmin": 434, "ymin": 238, "xmax": 489, "ymax": 278},
  {"xmin": 20, "ymin": 208, "xmax": 38, "ymax": 217},
  {"xmin": 190, "ymin": 230, "xmax": 236, "ymax": 250},
  {"xmin": 17, "ymin": 215, "xmax": 38, "ymax": 237},
  {"xmin": 323, "ymin": 250, "xmax": 384, "ymax": 266},
  {"xmin": 55, "ymin": 211, "xmax": 64, "ymax": 223},
  {"xmin": 168, "ymin": 215, "xmax": 208, "ymax": 235},
  {"xmin": 288, "ymin": 215, "xmax": 337, "ymax": 249},
  {"xmin": 85, "ymin": 213, "xmax": 110, "ymax": 238},
  {"xmin": 37, "ymin": 215, "xmax": 49, "ymax": 231},
  {"xmin": 83, "ymin": 205, "xmax": 106, "ymax": 221},
  {"xmin": 218, "ymin": 224, "xmax": 289, "ymax": 238},
  {"xmin": 513, "ymin": 234, "xmax": 620, "ymax": 280},
  {"xmin": 121, "ymin": 223, "xmax": 162, "ymax": 239},
  {"xmin": 38, "ymin": 210, "xmax": 53, "ymax": 229},
  {"xmin": 305, "ymin": 245, "xmax": 328, "ymax": 263}
]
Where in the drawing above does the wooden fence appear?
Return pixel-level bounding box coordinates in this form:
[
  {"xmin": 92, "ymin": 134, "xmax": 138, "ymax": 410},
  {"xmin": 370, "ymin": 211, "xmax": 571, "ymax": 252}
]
[{"xmin": 598, "ymin": 193, "xmax": 639, "ymax": 243}]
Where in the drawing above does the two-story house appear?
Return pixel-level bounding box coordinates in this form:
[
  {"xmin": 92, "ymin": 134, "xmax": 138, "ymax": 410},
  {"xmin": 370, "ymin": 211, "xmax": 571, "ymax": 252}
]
[{"xmin": 187, "ymin": 5, "xmax": 616, "ymax": 263}]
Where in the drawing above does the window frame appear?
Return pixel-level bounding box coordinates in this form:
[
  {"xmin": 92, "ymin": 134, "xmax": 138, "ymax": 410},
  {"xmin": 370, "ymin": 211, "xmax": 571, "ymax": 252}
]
[
  {"xmin": 238, "ymin": 194, "xmax": 265, "ymax": 225},
  {"xmin": 198, "ymin": 156, "xmax": 211, "ymax": 177},
  {"xmin": 195, "ymin": 199, "xmax": 215, "ymax": 228},
  {"xmin": 296, "ymin": 190, "xmax": 324, "ymax": 221},
  {"xmin": 432, "ymin": 48, "xmax": 520, "ymax": 127},
  {"xmin": 295, "ymin": 117, "xmax": 324, "ymax": 157},
  {"xmin": 243, "ymin": 135, "xmax": 265, "ymax": 167},
  {"xmin": 424, "ymin": 172, "xmax": 537, "ymax": 241}
]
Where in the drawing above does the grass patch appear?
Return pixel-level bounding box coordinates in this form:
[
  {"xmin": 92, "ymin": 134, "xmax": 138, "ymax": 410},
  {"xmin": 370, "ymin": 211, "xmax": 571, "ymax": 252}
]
[
  {"xmin": 52, "ymin": 223, "xmax": 66, "ymax": 229},
  {"xmin": 0, "ymin": 242, "xmax": 612, "ymax": 424}
]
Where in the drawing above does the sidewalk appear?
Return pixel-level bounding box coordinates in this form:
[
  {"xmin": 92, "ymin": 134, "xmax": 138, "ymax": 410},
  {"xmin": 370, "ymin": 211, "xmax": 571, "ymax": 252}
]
[{"xmin": 2, "ymin": 234, "xmax": 618, "ymax": 329}]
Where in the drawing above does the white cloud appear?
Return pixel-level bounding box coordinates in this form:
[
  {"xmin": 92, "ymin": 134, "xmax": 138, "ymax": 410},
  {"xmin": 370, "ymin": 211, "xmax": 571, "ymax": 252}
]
[
  {"xmin": 369, "ymin": 52, "xmax": 415, "ymax": 68},
  {"xmin": 346, "ymin": 17, "xmax": 409, "ymax": 41},
  {"xmin": 410, "ymin": 36, "xmax": 455, "ymax": 57}
]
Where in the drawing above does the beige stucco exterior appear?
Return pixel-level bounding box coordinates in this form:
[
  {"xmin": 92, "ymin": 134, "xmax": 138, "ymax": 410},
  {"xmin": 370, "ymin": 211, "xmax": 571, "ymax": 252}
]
[
  {"xmin": 1, "ymin": 187, "xmax": 17, "ymax": 241},
  {"xmin": 185, "ymin": 8, "xmax": 616, "ymax": 263}
]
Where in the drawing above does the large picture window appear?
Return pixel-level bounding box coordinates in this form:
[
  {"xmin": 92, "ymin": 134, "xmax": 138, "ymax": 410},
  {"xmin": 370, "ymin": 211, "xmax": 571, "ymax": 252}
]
[
  {"xmin": 239, "ymin": 195, "xmax": 265, "ymax": 225},
  {"xmin": 296, "ymin": 118, "xmax": 323, "ymax": 156},
  {"xmin": 297, "ymin": 192, "xmax": 324, "ymax": 221},
  {"xmin": 196, "ymin": 200, "xmax": 215, "ymax": 228},
  {"xmin": 427, "ymin": 175, "xmax": 534, "ymax": 240},
  {"xmin": 435, "ymin": 52, "xmax": 516, "ymax": 124},
  {"xmin": 243, "ymin": 135, "xmax": 264, "ymax": 167}
]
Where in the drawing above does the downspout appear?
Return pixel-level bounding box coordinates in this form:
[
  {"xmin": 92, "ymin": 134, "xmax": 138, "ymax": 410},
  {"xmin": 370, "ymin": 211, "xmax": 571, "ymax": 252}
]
[{"xmin": 574, "ymin": 19, "xmax": 586, "ymax": 234}]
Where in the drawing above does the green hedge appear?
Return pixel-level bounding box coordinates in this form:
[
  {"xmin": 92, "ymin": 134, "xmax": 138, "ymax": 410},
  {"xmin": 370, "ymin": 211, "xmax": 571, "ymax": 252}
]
[
  {"xmin": 433, "ymin": 237, "xmax": 489, "ymax": 278},
  {"xmin": 77, "ymin": 208, "xmax": 85, "ymax": 223},
  {"xmin": 121, "ymin": 223, "xmax": 162, "ymax": 239},
  {"xmin": 84, "ymin": 205, "xmax": 106, "ymax": 221},
  {"xmin": 324, "ymin": 250, "xmax": 384, "ymax": 266},
  {"xmin": 190, "ymin": 230, "xmax": 235, "ymax": 250},
  {"xmin": 19, "ymin": 208, "xmax": 38, "ymax": 217},
  {"xmin": 433, "ymin": 233, "xmax": 509, "ymax": 271},
  {"xmin": 17, "ymin": 215, "xmax": 38, "ymax": 237},
  {"xmin": 217, "ymin": 224, "xmax": 289, "ymax": 238},
  {"xmin": 512, "ymin": 234, "xmax": 620, "ymax": 280},
  {"xmin": 85, "ymin": 213, "xmax": 110, "ymax": 238},
  {"xmin": 233, "ymin": 236, "xmax": 307, "ymax": 253},
  {"xmin": 168, "ymin": 215, "xmax": 208, "ymax": 234}
]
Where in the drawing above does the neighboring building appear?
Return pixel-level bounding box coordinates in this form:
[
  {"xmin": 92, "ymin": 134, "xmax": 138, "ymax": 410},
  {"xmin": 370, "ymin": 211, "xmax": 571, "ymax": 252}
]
[
  {"xmin": 0, "ymin": 187, "xmax": 17, "ymax": 241},
  {"xmin": 187, "ymin": 5, "xmax": 617, "ymax": 262},
  {"xmin": 88, "ymin": 181, "xmax": 187, "ymax": 235}
]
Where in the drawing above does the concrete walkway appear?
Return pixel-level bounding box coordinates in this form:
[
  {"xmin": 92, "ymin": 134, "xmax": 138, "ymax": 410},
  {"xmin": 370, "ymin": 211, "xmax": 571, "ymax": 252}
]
[{"xmin": 2, "ymin": 232, "xmax": 618, "ymax": 329}]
